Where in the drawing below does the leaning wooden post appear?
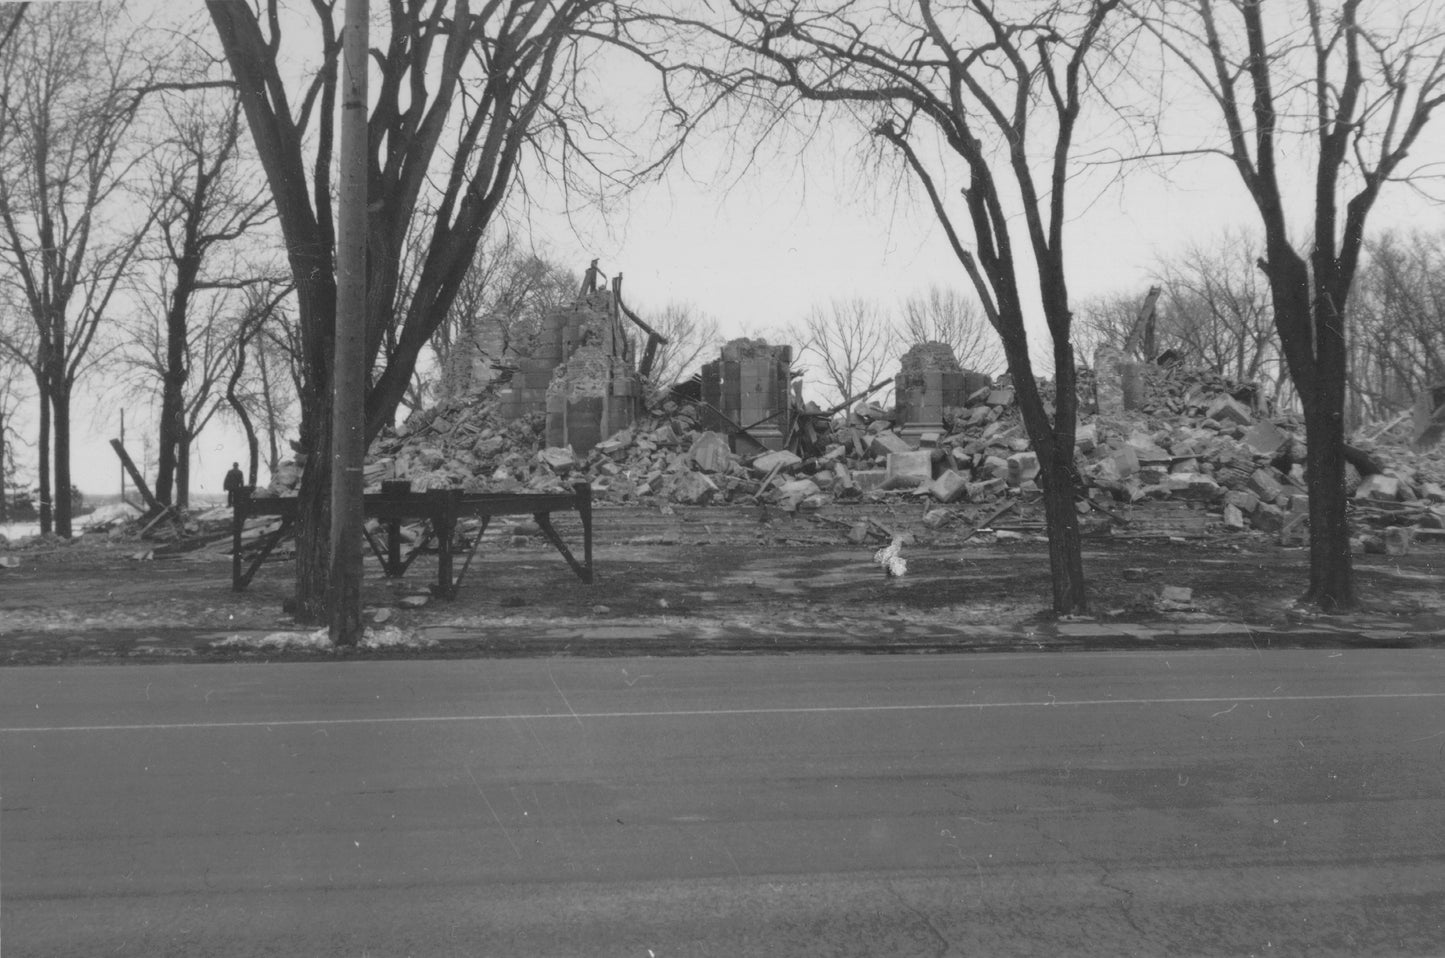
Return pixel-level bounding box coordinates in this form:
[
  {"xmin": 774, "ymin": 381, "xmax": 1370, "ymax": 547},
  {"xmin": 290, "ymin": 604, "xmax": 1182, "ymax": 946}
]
[{"xmin": 109, "ymin": 439, "xmax": 163, "ymax": 514}]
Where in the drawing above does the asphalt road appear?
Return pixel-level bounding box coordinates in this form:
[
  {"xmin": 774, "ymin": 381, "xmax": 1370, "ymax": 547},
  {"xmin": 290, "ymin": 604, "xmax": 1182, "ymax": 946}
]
[{"xmin": 3, "ymin": 650, "xmax": 1444, "ymax": 957}]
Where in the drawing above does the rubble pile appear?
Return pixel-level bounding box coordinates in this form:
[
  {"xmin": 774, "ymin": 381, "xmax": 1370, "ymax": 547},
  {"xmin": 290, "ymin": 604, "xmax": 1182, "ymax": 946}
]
[{"xmin": 250, "ymin": 357, "xmax": 1445, "ymax": 548}]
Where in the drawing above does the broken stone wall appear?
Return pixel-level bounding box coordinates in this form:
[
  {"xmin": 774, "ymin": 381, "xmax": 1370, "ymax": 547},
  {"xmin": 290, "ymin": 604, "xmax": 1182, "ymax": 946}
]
[
  {"xmin": 700, "ymin": 338, "xmax": 792, "ymax": 452},
  {"xmin": 895, "ymin": 341, "xmax": 990, "ymax": 439},
  {"xmin": 492, "ymin": 290, "xmax": 641, "ymax": 449},
  {"xmin": 545, "ymin": 345, "xmax": 642, "ymax": 453}
]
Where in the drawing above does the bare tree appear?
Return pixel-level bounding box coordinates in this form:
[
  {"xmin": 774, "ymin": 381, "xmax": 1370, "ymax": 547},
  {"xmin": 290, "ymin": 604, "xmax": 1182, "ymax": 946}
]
[
  {"xmin": 1346, "ymin": 230, "xmax": 1445, "ymax": 426},
  {"xmin": 1073, "ymin": 290, "xmax": 1148, "ymax": 361},
  {"xmin": 664, "ymin": 0, "xmax": 1130, "ymax": 614},
  {"xmin": 636, "ymin": 301, "xmax": 723, "ymax": 399},
  {"xmin": 900, "ymin": 285, "xmax": 1002, "ymax": 374},
  {"xmin": 131, "ymin": 81, "xmax": 275, "ymax": 508},
  {"xmin": 793, "ymin": 297, "xmax": 898, "ymax": 408},
  {"xmin": 0, "ymin": 2, "xmax": 161, "ymax": 537},
  {"xmin": 1156, "ymin": 230, "xmax": 1280, "ymax": 390},
  {"xmin": 222, "ymin": 281, "xmax": 293, "ymax": 489},
  {"xmin": 0, "ymin": 348, "xmax": 28, "ymax": 521},
  {"xmin": 1135, "ymin": 0, "xmax": 1445, "ymax": 610},
  {"xmin": 206, "ymin": 0, "xmax": 693, "ymax": 621}
]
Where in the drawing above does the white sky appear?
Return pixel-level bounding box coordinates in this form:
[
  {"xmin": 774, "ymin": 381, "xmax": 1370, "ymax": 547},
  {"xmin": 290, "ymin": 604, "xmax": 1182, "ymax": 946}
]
[{"xmin": 10, "ymin": 0, "xmax": 1445, "ymax": 499}]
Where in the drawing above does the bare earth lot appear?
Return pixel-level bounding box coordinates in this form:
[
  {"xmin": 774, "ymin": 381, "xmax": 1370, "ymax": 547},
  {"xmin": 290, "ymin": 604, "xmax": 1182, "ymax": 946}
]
[{"xmin": 2, "ymin": 503, "xmax": 1442, "ymax": 665}]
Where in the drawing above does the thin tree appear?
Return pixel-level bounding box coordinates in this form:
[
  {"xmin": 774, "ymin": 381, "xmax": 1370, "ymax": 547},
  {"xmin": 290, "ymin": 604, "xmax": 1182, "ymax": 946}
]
[
  {"xmin": 224, "ymin": 282, "xmax": 295, "ymax": 489},
  {"xmin": 636, "ymin": 301, "xmax": 723, "ymax": 399},
  {"xmin": 0, "ymin": 2, "xmax": 161, "ymax": 536},
  {"xmin": 136, "ymin": 85, "xmax": 275, "ymax": 507},
  {"xmin": 792, "ymin": 297, "xmax": 898, "ymax": 408},
  {"xmin": 1346, "ymin": 230, "xmax": 1445, "ymax": 426},
  {"xmin": 1134, "ymin": 0, "xmax": 1445, "ymax": 610},
  {"xmin": 667, "ymin": 0, "xmax": 1129, "ymax": 614},
  {"xmin": 1156, "ymin": 230, "xmax": 1279, "ymax": 388},
  {"xmin": 900, "ymin": 285, "xmax": 1002, "ymax": 374}
]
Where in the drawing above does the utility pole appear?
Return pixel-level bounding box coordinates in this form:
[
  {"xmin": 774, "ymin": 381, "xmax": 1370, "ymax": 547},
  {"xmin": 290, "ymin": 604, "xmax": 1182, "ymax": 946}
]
[{"xmin": 329, "ymin": 0, "xmax": 368, "ymax": 646}]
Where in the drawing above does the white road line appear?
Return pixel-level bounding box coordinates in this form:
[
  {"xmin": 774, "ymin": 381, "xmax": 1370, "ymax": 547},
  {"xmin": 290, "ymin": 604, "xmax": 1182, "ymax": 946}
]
[{"xmin": 2, "ymin": 690, "xmax": 1442, "ymax": 734}]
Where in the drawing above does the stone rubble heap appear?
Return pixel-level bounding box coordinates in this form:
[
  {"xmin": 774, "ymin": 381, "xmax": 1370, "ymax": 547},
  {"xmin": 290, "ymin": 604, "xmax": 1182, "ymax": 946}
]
[{"xmin": 251, "ymin": 358, "xmax": 1445, "ymax": 546}]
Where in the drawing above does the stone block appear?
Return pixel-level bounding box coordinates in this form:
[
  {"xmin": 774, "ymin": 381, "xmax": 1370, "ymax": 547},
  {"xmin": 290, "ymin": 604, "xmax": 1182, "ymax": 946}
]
[
  {"xmin": 1251, "ymin": 502, "xmax": 1285, "ymax": 533},
  {"xmin": 930, "ymin": 469, "xmax": 970, "ymax": 504},
  {"xmin": 535, "ymin": 446, "xmax": 576, "ymax": 473},
  {"xmin": 884, "ymin": 450, "xmax": 934, "ymax": 490},
  {"xmin": 1247, "ymin": 468, "xmax": 1285, "ymax": 503},
  {"xmin": 1354, "ymin": 474, "xmax": 1402, "ymax": 501},
  {"xmin": 1242, "ymin": 420, "xmax": 1289, "ymax": 457},
  {"xmin": 967, "ymin": 478, "xmax": 1008, "ymax": 499},
  {"xmin": 1111, "ymin": 444, "xmax": 1140, "ymax": 479},
  {"xmin": 1223, "ymin": 503, "xmax": 1246, "ymax": 529},
  {"xmin": 851, "ymin": 469, "xmax": 889, "ymax": 492},
  {"xmin": 1225, "ymin": 489, "xmax": 1261, "ymax": 514},
  {"xmin": 1385, "ymin": 526, "xmax": 1413, "ymax": 555},
  {"xmin": 983, "ymin": 455, "xmax": 1011, "ymax": 481},
  {"xmin": 1207, "ymin": 395, "xmax": 1254, "ymax": 425},
  {"xmin": 752, "ymin": 449, "xmax": 802, "ymax": 475},
  {"xmin": 868, "ymin": 431, "xmax": 915, "ymax": 458},
  {"xmin": 986, "ymin": 388, "xmax": 1015, "ymax": 407},
  {"xmin": 1162, "ymin": 473, "xmax": 1223, "ymax": 501},
  {"xmin": 688, "ymin": 431, "xmax": 733, "ymax": 473},
  {"xmin": 1007, "ymin": 451, "xmax": 1040, "ymax": 485},
  {"xmin": 671, "ymin": 471, "xmax": 719, "ymax": 506}
]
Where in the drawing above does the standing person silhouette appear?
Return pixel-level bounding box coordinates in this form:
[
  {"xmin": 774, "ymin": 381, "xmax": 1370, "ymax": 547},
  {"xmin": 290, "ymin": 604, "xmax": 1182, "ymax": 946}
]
[{"xmin": 223, "ymin": 462, "xmax": 244, "ymax": 507}]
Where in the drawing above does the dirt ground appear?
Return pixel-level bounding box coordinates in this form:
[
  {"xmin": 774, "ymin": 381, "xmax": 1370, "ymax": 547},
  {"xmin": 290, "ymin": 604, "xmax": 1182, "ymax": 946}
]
[{"xmin": 2, "ymin": 503, "xmax": 1442, "ymax": 665}]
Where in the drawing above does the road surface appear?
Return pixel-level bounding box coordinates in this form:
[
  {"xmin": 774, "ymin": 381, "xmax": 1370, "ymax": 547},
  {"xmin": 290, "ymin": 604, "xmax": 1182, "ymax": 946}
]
[{"xmin": 3, "ymin": 649, "xmax": 1444, "ymax": 956}]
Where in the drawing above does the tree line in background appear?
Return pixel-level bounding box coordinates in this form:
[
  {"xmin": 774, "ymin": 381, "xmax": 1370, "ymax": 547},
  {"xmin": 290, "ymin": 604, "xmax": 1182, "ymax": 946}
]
[{"xmin": 0, "ymin": 0, "xmax": 1441, "ymax": 625}]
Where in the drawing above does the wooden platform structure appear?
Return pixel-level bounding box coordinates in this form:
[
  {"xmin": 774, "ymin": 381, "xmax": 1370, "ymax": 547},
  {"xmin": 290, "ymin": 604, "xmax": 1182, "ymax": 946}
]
[{"xmin": 231, "ymin": 482, "xmax": 594, "ymax": 597}]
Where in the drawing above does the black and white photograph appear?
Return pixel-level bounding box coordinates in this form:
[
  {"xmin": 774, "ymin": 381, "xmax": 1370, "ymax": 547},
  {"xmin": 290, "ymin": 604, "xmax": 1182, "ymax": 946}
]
[{"xmin": 2, "ymin": 0, "xmax": 1444, "ymax": 953}]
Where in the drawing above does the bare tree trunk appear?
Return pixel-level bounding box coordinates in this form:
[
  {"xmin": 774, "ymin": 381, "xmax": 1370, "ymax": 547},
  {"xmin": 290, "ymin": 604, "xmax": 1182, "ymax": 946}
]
[
  {"xmin": 36, "ymin": 369, "xmax": 51, "ymax": 536},
  {"xmin": 155, "ymin": 306, "xmax": 190, "ymax": 505},
  {"xmin": 51, "ymin": 382, "xmax": 72, "ymax": 537},
  {"xmin": 176, "ymin": 431, "xmax": 191, "ymax": 509},
  {"xmin": 1299, "ymin": 289, "xmax": 1355, "ymax": 609}
]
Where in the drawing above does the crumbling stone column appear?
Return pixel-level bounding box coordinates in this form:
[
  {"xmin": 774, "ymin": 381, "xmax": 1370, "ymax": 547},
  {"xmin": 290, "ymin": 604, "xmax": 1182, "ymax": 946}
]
[
  {"xmin": 700, "ymin": 338, "xmax": 792, "ymax": 452},
  {"xmin": 495, "ymin": 290, "xmax": 640, "ymax": 439},
  {"xmin": 545, "ymin": 345, "xmax": 642, "ymax": 454},
  {"xmin": 895, "ymin": 341, "xmax": 972, "ymax": 440}
]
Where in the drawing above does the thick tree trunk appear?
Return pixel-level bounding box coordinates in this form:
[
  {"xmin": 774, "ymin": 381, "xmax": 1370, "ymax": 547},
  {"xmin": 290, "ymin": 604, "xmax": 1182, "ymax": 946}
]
[
  {"xmin": 1007, "ymin": 337, "xmax": 1088, "ymax": 616},
  {"xmin": 1298, "ymin": 291, "xmax": 1356, "ymax": 610},
  {"xmin": 1301, "ymin": 404, "xmax": 1354, "ymax": 610},
  {"xmin": 51, "ymin": 384, "xmax": 72, "ymax": 538},
  {"xmin": 176, "ymin": 432, "xmax": 191, "ymax": 509},
  {"xmin": 155, "ymin": 374, "xmax": 185, "ymax": 506},
  {"xmin": 291, "ymin": 400, "xmax": 331, "ymax": 624}
]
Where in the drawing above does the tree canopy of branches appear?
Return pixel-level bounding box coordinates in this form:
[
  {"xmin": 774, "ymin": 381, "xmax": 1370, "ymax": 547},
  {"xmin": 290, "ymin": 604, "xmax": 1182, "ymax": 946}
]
[
  {"xmin": 664, "ymin": 0, "xmax": 1130, "ymax": 614},
  {"xmin": 900, "ymin": 285, "xmax": 1001, "ymax": 375},
  {"xmin": 131, "ymin": 82, "xmax": 276, "ymax": 508},
  {"xmin": 1134, "ymin": 0, "xmax": 1445, "ymax": 610},
  {"xmin": 1346, "ymin": 230, "xmax": 1445, "ymax": 427},
  {"xmin": 635, "ymin": 301, "xmax": 723, "ymax": 400},
  {"xmin": 793, "ymin": 297, "xmax": 898, "ymax": 409},
  {"xmin": 206, "ymin": 0, "xmax": 692, "ymax": 620},
  {"xmin": 1156, "ymin": 231, "xmax": 1278, "ymax": 392},
  {"xmin": 0, "ymin": 2, "xmax": 160, "ymax": 537}
]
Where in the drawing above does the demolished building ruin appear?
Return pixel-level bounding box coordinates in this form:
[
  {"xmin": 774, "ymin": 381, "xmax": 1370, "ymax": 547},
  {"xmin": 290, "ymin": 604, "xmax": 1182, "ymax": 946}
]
[{"xmin": 342, "ymin": 332, "xmax": 1445, "ymax": 554}]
